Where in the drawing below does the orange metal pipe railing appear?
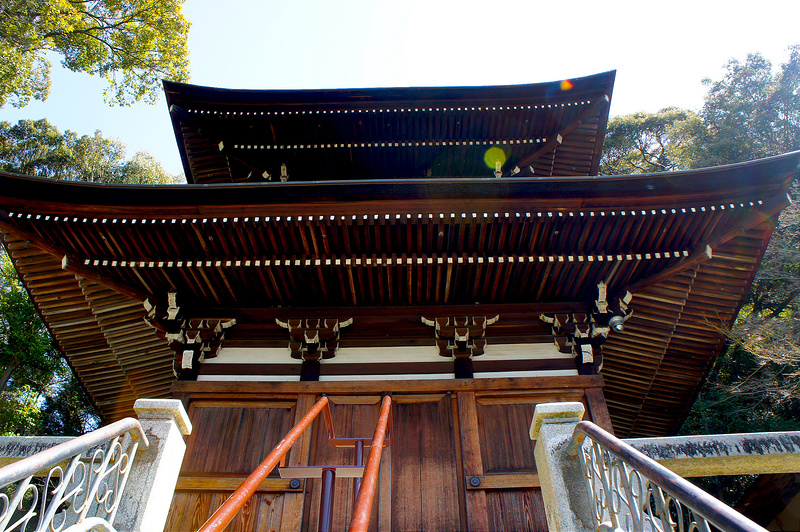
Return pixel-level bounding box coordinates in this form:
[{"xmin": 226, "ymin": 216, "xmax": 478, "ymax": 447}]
[
  {"xmin": 197, "ymin": 396, "xmax": 330, "ymax": 532},
  {"xmin": 348, "ymin": 395, "xmax": 393, "ymax": 532}
]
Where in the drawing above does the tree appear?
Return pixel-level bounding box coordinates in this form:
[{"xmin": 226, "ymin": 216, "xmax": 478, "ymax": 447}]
[
  {"xmin": 0, "ymin": 118, "xmax": 180, "ymax": 435},
  {"xmin": 697, "ymin": 45, "xmax": 800, "ymax": 167},
  {"xmin": 0, "ymin": 0, "xmax": 190, "ymax": 108},
  {"xmin": 0, "ymin": 118, "xmax": 181, "ymax": 183},
  {"xmin": 599, "ymin": 108, "xmax": 705, "ymax": 175},
  {"xmin": 0, "ymin": 249, "xmax": 96, "ymax": 436},
  {"xmin": 0, "ymin": 251, "xmax": 54, "ymax": 393}
]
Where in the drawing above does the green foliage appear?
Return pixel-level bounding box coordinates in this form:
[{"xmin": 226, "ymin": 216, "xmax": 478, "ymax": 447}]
[
  {"xmin": 600, "ymin": 108, "xmax": 705, "ymax": 175},
  {"xmin": 697, "ymin": 45, "xmax": 800, "ymax": 167},
  {"xmin": 0, "ymin": 250, "xmax": 98, "ymax": 435},
  {"xmin": 0, "ymin": 117, "xmax": 178, "ymax": 435},
  {"xmin": 0, "ymin": 0, "xmax": 190, "ymax": 107},
  {"xmin": 0, "ymin": 386, "xmax": 42, "ymax": 436},
  {"xmin": 0, "ymin": 118, "xmax": 180, "ymax": 183},
  {"xmin": 0, "ymin": 251, "xmax": 54, "ymax": 391}
]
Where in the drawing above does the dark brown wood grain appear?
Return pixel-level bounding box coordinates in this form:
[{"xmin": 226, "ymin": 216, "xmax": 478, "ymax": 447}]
[
  {"xmin": 457, "ymin": 391, "xmax": 490, "ymax": 532},
  {"xmin": 391, "ymin": 396, "xmax": 461, "ymax": 531},
  {"xmin": 280, "ymin": 394, "xmax": 316, "ymax": 532},
  {"xmin": 584, "ymin": 387, "xmax": 614, "ymax": 435}
]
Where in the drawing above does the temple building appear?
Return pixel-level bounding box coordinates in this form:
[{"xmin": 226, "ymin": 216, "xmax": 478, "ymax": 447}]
[{"xmin": 1, "ymin": 70, "xmax": 798, "ymax": 531}]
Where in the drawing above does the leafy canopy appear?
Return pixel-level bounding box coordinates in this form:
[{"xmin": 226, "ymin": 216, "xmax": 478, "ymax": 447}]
[
  {"xmin": 0, "ymin": 118, "xmax": 181, "ymax": 434},
  {"xmin": 0, "ymin": 0, "xmax": 190, "ymax": 107},
  {"xmin": 699, "ymin": 45, "xmax": 800, "ymax": 167},
  {"xmin": 1, "ymin": 250, "xmax": 97, "ymax": 436},
  {"xmin": 0, "ymin": 118, "xmax": 180, "ymax": 183},
  {"xmin": 0, "ymin": 251, "xmax": 54, "ymax": 393},
  {"xmin": 600, "ymin": 108, "xmax": 704, "ymax": 175}
]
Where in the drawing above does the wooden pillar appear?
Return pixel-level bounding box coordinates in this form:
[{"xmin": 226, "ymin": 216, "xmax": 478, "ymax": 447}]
[
  {"xmin": 457, "ymin": 391, "xmax": 489, "ymax": 532},
  {"xmin": 279, "ymin": 393, "xmax": 316, "ymax": 532},
  {"xmin": 584, "ymin": 387, "xmax": 614, "ymax": 435}
]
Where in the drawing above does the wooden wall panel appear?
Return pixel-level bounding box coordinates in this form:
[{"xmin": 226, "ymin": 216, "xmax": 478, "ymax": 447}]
[
  {"xmin": 486, "ymin": 490, "xmax": 548, "ymax": 532},
  {"xmin": 478, "ymin": 402, "xmax": 538, "ymax": 472},
  {"xmin": 474, "ymin": 399, "xmax": 550, "ymax": 532},
  {"xmin": 165, "ymin": 403, "xmax": 295, "ymax": 532},
  {"xmin": 182, "ymin": 404, "xmax": 294, "ymax": 474},
  {"xmin": 391, "ymin": 396, "xmax": 461, "ymax": 532},
  {"xmin": 164, "ymin": 378, "xmax": 612, "ymax": 531}
]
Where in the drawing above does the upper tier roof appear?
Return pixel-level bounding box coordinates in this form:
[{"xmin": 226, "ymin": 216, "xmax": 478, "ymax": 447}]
[{"xmin": 164, "ymin": 71, "xmax": 615, "ymax": 184}]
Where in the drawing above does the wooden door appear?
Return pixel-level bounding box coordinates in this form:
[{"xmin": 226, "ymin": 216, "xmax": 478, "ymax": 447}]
[
  {"xmin": 457, "ymin": 391, "xmax": 586, "ymax": 532},
  {"xmin": 302, "ymin": 394, "xmax": 461, "ymax": 532}
]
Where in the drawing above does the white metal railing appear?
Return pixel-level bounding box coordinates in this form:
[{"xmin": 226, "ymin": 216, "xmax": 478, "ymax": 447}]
[
  {"xmin": 568, "ymin": 420, "xmax": 768, "ymax": 532},
  {"xmin": 0, "ymin": 418, "xmax": 148, "ymax": 532}
]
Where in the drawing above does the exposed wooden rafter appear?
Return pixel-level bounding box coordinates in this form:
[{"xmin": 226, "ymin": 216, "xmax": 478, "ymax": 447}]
[{"xmin": 505, "ymin": 95, "xmax": 610, "ymax": 177}]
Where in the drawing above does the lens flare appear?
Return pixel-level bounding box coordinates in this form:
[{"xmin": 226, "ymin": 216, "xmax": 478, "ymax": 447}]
[
  {"xmin": 483, "ymin": 146, "xmax": 507, "ymax": 170},
  {"xmin": 561, "ymin": 79, "xmax": 574, "ymax": 91}
]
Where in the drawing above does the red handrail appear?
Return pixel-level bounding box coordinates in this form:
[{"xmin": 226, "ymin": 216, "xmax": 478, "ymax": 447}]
[
  {"xmin": 349, "ymin": 395, "xmax": 392, "ymax": 532},
  {"xmin": 197, "ymin": 396, "xmax": 330, "ymax": 532}
]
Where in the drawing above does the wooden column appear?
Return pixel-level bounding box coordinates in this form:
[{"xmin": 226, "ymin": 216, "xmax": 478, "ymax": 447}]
[
  {"xmin": 457, "ymin": 391, "xmax": 489, "ymax": 532},
  {"xmin": 279, "ymin": 393, "xmax": 316, "ymax": 532},
  {"xmin": 585, "ymin": 387, "xmax": 614, "ymax": 435}
]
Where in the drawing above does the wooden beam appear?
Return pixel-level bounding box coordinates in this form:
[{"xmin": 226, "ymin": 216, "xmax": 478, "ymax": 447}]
[
  {"xmin": 707, "ymin": 193, "xmax": 790, "ymax": 248},
  {"xmin": 62, "ymin": 255, "xmax": 150, "ymax": 302},
  {"xmin": 193, "ymin": 302, "xmax": 590, "ymax": 321},
  {"xmin": 279, "ymin": 394, "xmax": 316, "ymax": 531},
  {"xmin": 457, "ymin": 391, "xmax": 490, "ymax": 531},
  {"xmin": 175, "ymin": 475, "xmax": 303, "ymax": 492},
  {"xmin": 625, "ymin": 245, "xmax": 711, "ymax": 295},
  {"xmin": 172, "ymin": 374, "xmax": 605, "ymax": 398},
  {"xmin": 464, "ymin": 472, "xmax": 540, "ymax": 490},
  {"xmin": 584, "ymin": 387, "xmax": 614, "ymax": 435}
]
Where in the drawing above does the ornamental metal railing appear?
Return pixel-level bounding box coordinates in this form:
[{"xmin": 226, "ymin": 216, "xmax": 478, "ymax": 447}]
[
  {"xmin": 0, "ymin": 418, "xmax": 148, "ymax": 532},
  {"xmin": 568, "ymin": 420, "xmax": 768, "ymax": 532}
]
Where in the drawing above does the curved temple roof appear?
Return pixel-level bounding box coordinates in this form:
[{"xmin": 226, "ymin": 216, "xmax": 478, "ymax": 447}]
[
  {"xmin": 164, "ymin": 71, "xmax": 615, "ymax": 184},
  {"xmin": 1, "ymin": 152, "xmax": 798, "ymax": 436}
]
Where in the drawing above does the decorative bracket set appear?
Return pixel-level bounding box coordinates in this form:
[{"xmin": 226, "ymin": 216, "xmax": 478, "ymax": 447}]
[
  {"xmin": 275, "ymin": 318, "xmax": 353, "ymax": 380},
  {"xmin": 146, "ymin": 282, "xmax": 633, "ymax": 381},
  {"xmin": 143, "ymin": 291, "xmax": 236, "ymax": 380},
  {"xmin": 421, "ymin": 315, "xmax": 500, "ymax": 378},
  {"xmin": 539, "ymin": 282, "xmax": 632, "ymax": 373}
]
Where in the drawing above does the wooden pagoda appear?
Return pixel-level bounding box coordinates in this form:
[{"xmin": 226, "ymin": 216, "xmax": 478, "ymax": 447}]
[{"xmin": 1, "ymin": 70, "xmax": 798, "ymax": 531}]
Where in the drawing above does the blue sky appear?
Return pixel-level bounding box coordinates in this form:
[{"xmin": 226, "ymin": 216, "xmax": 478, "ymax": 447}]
[{"xmin": 2, "ymin": 0, "xmax": 799, "ymax": 177}]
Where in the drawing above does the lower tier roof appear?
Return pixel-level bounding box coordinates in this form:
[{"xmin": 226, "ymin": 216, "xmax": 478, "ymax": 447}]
[{"xmin": 1, "ymin": 152, "xmax": 797, "ymax": 436}]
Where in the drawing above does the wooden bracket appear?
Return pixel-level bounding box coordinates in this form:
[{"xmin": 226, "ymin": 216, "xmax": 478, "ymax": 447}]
[
  {"xmin": 275, "ymin": 318, "xmax": 353, "ymax": 362},
  {"xmin": 143, "ymin": 291, "xmax": 236, "ymax": 380},
  {"xmin": 421, "ymin": 315, "xmax": 499, "ymax": 359},
  {"xmin": 540, "ymin": 282, "xmax": 631, "ymax": 371}
]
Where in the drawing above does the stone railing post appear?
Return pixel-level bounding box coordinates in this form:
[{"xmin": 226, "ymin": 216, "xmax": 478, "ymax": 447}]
[
  {"xmin": 530, "ymin": 402, "xmax": 592, "ymax": 532},
  {"xmin": 114, "ymin": 398, "xmax": 192, "ymax": 532}
]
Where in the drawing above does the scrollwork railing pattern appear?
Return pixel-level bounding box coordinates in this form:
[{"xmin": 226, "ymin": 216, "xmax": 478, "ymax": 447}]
[
  {"xmin": 568, "ymin": 421, "xmax": 767, "ymax": 532},
  {"xmin": 0, "ymin": 418, "xmax": 147, "ymax": 532}
]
